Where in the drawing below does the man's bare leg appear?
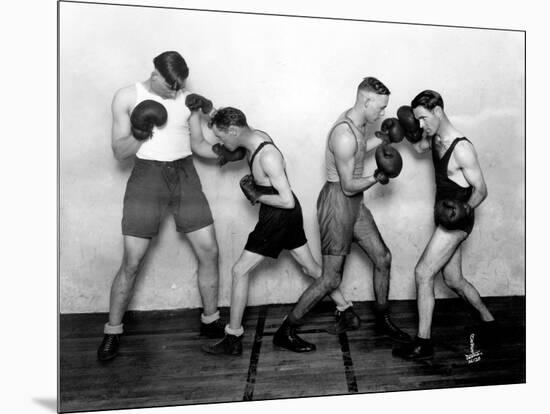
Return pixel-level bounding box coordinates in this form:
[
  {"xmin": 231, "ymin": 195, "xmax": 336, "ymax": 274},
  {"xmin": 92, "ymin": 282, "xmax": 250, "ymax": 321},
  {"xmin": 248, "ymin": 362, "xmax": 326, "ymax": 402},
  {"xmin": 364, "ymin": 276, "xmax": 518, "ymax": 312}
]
[
  {"xmin": 289, "ymin": 244, "xmax": 359, "ymax": 335},
  {"xmin": 98, "ymin": 235, "xmax": 151, "ymax": 361},
  {"xmin": 201, "ymin": 250, "xmax": 264, "ymax": 356},
  {"xmin": 393, "ymin": 226, "xmax": 468, "ymax": 359}
]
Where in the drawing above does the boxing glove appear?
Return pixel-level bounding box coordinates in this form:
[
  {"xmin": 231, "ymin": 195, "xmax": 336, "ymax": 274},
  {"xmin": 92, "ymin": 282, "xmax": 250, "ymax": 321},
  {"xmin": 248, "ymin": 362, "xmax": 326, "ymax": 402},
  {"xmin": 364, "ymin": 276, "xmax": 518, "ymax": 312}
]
[
  {"xmin": 379, "ymin": 118, "xmax": 405, "ymax": 143},
  {"xmin": 185, "ymin": 93, "xmax": 213, "ymax": 114},
  {"xmin": 374, "ymin": 143, "xmax": 403, "ymax": 185},
  {"xmin": 434, "ymin": 199, "xmax": 473, "ymax": 230},
  {"xmin": 239, "ymin": 174, "xmax": 263, "ymax": 205},
  {"xmin": 212, "ymin": 144, "xmax": 247, "ymax": 166},
  {"xmin": 397, "ymin": 105, "xmax": 423, "ymax": 143},
  {"xmin": 130, "ymin": 100, "xmax": 168, "ymax": 141}
]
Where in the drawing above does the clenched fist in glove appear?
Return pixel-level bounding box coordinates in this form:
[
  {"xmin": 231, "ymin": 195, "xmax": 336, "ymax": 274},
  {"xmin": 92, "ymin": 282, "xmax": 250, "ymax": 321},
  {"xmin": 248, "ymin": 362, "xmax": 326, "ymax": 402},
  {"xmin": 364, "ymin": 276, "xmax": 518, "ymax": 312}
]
[
  {"xmin": 130, "ymin": 100, "xmax": 168, "ymax": 141},
  {"xmin": 239, "ymin": 174, "xmax": 263, "ymax": 205}
]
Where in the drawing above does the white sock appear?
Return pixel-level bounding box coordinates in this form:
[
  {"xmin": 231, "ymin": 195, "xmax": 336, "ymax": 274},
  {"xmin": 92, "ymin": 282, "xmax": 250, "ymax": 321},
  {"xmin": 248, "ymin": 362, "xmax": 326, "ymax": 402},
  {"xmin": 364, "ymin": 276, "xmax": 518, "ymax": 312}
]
[
  {"xmin": 104, "ymin": 322, "xmax": 123, "ymax": 335},
  {"xmin": 201, "ymin": 310, "xmax": 220, "ymax": 324},
  {"xmin": 336, "ymin": 301, "xmax": 353, "ymax": 312},
  {"xmin": 225, "ymin": 324, "xmax": 244, "ymax": 337}
]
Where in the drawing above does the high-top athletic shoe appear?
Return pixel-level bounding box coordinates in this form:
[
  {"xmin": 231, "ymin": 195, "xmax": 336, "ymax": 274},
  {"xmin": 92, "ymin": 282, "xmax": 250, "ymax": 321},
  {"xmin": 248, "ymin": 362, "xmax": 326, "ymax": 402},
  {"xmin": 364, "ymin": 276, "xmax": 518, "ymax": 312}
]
[
  {"xmin": 202, "ymin": 334, "xmax": 243, "ymax": 356},
  {"xmin": 392, "ymin": 337, "xmax": 434, "ymax": 360},
  {"xmin": 326, "ymin": 307, "xmax": 361, "ymax": 335},
  {"xmin": 375, "ymin": 312, "xmax": 411, "ymax": 343},
  {"xmin": 273, "ymin": 318, "xmax": 316, "ymax": 352},
  {"xmin": 200, "ymin": 318, "xmax": 226, "ymax": 339},
  {"xmin": 97, "ymin": 334, "xmax": 120, "ymax": 361}
]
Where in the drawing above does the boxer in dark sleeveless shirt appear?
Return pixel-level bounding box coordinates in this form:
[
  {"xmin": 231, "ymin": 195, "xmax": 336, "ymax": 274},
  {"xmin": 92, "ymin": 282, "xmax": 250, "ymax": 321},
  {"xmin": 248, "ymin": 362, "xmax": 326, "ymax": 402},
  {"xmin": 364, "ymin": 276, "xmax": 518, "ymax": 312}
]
[
  {"xmin": 432, "ymin": 136, "xmax": 475, "ymax": 234},
  {"xmin": 393, "ymin": 90, "xmax": 497, "ymax": 360},
  {"xmin": 201, "ymin": 107, "xmax": 353, "ymax": 355}
]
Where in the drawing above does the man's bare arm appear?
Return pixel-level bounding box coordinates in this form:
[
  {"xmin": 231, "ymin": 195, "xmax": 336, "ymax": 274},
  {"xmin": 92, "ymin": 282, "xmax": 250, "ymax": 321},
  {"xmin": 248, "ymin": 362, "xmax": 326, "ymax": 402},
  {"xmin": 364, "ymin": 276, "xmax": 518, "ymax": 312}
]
[
  {"xmin": 332, "ymin": 124, "xmax": 378, "ymax": 196},
  {"xmin": 111, "ymin": 86, "xmax": 142, "ymax": 161},
  {"xmin": 454, "ymin": 141, "xmax": 488, "ymax": 208},
  {"xmin": 189, "ymin": 112, "xmax": 218, "ymax": 159},
  {"xmin": 256, "ymin": 150, "xmax": 295, "ymax": 209}
]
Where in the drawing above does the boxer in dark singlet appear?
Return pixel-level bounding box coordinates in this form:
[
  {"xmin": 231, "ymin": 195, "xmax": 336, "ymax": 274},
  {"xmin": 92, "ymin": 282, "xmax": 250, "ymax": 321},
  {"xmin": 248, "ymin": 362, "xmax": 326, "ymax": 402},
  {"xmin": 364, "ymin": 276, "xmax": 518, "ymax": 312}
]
[
  {"xmin": 393, "ymin": 90, "xmax": 497, "ymax": 360},
  {"xmin": 432, "ymin": 136, "xmax": 475, "ymax": 234},
  {"xmin": 201, "ymin": 107, "xmax": 353, "ymax": 356}
]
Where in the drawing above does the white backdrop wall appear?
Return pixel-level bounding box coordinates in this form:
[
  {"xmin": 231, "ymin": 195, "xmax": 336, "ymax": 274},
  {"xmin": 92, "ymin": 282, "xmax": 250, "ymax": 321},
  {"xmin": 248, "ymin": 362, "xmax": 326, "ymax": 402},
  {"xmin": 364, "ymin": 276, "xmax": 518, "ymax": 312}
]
[{"xmin": 59, "ymin": 3, "xmax": 525, "ymax": 313}]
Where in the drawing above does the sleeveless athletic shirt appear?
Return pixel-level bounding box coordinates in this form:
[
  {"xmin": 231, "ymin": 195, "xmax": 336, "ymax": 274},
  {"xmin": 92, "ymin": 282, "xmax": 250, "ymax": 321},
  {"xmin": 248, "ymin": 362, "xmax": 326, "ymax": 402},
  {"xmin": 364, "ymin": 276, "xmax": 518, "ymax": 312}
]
[
  {"xmin": 432, "ymin": 136, "xmax": 473, "ymax": 203},
  {"xmin": 134, "ymin": 82, "xmax": 193, "ymax": 161},
  {"xmin": 248, "ymin": 137, "xmax": 283, "ymax": 195},
  {"xmin": 325, "ymin": 112, "xmax": 367, "ymax": 182}
]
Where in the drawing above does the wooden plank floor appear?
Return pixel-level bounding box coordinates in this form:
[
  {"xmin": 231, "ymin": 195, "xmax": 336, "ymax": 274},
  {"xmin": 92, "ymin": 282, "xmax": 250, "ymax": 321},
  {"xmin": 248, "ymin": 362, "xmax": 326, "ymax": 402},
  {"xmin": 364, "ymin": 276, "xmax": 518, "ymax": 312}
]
[{"xmin": 59, "ymin": 296, "xmax": 525, "ymax": 413}]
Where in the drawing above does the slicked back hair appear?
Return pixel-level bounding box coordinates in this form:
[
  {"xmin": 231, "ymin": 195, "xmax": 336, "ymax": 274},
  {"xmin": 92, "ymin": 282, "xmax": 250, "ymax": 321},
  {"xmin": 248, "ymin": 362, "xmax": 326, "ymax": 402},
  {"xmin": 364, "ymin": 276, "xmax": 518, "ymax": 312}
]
[
  {"xmin": 153, "ymin": 51, "xmax": 189, "ymax": 90},
  {"xmin": 411, "ymin": 90, "xmax": 444, "ymax": 110},
  {"xmin": 210, "ymin": 107, "xmax": 248, "ymax": 131}
]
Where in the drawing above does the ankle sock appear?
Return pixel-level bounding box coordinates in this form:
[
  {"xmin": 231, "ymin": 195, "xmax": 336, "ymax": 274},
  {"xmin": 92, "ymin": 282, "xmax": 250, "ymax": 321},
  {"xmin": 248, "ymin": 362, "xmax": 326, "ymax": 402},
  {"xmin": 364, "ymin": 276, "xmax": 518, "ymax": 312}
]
[
  {"xmin": 201, "ymin": 310, "xmax": 220, "ymax": 324},
  {"xmin": 104, "ymin": 322, "xmax": 123, "ymax": 335},
  {"xmin": 225, "ymin": 324, "xmax": 244, "ymax": 337}
]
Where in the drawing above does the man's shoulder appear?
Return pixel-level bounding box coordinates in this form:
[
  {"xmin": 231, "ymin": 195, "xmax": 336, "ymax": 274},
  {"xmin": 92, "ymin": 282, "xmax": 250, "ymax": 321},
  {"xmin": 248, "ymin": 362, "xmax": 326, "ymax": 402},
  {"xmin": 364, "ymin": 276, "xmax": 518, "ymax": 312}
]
[
  {"xmin": 329, "ymin": 123, "xmax": 357, "ymax": 152},
  {"xmin": 453, "ymin": 138, "xmax": 477, "ymax": 163},
  {"xmin": 113, "ymin": 84, "xmax": 137, "ymax": 105},
  {"xmin": 258, "ymin": 142, "xmax": 283, "ymax": 166},
  {"xmin": 455, "ymin": 137, "xmax": 475, "ymax": 152},
  {"xmin": 259, "ymin": 142, "xmax": 282, "ymax": 158}
]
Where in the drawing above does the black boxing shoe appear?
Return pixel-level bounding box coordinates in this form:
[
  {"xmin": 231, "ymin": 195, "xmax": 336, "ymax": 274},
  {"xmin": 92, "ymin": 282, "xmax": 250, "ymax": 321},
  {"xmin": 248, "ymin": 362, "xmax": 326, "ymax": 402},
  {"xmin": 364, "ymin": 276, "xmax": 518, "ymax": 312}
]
[
  {"xmin": 392, "ymin": 337, "xmax": 434, "ymax": 360},
  {"xmin": 326, "ymin": 307, "xmax": 361, "ymax": 335},
  {"xmin": 97, "ymin": 334, "xmax": 120, "ymax": 362},
  {"xmin": 200, "ymin": 318, "xmax": 226, "ymax": 339},
  {"xmin": 375, "ymin": 312, "xmax": 411, "ymax": 342},
  {"xmin": 273, "ymin": 319, "xmax": 316, "ymax": 353},
  {"xmin": 476, "ymin": 320, "xmax": 501, "ymax": 351},
  {"xmin": 202, "ymin": 334, "xmax": 243, "ymax": 356}
]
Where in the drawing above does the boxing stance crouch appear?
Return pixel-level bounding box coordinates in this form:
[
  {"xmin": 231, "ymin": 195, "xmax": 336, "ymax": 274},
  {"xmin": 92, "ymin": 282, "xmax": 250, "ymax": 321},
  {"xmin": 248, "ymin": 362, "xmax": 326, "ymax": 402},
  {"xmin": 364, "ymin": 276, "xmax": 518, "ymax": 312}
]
[
  {"xmin": 200, "ymin": 107, "xmax": 356, "ymax": 355},
  {"xmin": 393, "ymin": 90, "xmax": 497, "ymax": 360},
  {"xmin": 273, "ymin": 77, "xmax": 411, "ymax": 353}
]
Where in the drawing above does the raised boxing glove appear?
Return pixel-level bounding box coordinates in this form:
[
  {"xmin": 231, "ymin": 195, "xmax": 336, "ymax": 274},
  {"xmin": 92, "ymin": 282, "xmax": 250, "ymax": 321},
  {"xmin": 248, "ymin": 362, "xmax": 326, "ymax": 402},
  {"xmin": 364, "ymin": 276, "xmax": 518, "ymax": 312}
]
[
  {"xmin": 130, "ymin": 100, "xmax": 168, "ymax": 141},
  {"xmin": 185, "ymin": 93, "xmax": 213, "ymax": 114},
  {"xmin": 379, "ymin": 118, "xmax": 405, "ymax": 143},
  {"xmin": 397, "ymin": 105, "xmax": 423, "ymax": 143},
  {"xmin": 212, "ymin": 144, "xmax": 247, "ymax": 166},
  {"xmin": 374, "ymin": 143, "xmax": 403, "ymax": 185}
]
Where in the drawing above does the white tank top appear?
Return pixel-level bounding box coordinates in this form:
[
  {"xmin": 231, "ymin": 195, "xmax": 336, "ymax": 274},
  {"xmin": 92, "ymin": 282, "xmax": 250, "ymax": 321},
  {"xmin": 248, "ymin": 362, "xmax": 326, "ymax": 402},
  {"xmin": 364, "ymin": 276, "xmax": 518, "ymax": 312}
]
[{"xmin": 134, "ymin": 82, "xmax": 193, "ymax": 161}]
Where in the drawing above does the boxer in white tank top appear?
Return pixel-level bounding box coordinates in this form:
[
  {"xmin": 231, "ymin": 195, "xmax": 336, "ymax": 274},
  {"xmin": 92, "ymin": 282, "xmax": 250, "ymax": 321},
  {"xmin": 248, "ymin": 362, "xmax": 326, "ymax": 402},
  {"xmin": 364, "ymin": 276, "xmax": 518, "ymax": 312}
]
[
  {"xmin": 133, "ymin": 82, "xmax": 192, "ymax": 161},
  {"xmin": 98, "ymin": 52, "xmax": 228, "ymax": 362}
]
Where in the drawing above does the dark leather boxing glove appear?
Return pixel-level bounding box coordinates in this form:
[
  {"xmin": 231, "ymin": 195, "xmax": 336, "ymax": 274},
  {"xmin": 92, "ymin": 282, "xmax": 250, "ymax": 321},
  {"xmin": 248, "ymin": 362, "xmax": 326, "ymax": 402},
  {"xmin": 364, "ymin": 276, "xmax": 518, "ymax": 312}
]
[
  {"xmin": 130, "ymin": 100, "xmax": 168, "ymax": 141},
  {"xmin": 239, "ymin": 174, "xmax": 262, "ymax": 205},
  {"xmin": 374, "ymin": 169, "xmax": 389, "ymax": 185},
  {"xmin": 185, "ymin": 93, "xmax": 213, "ymax": 114},
  {"xmin": 374, "ymin": 143, "xmax": 403, "ymax": 185},
  {"xmin": 212, "ymin": 144, "xmax": 247, "ymax": 166},
  {"xmin": 378, "ymin": 118, "xmax": 405, "ymax": 143},
  {"xmin": 434, "ymin": 199, "xmax": 473, "ymax": 230},
  {"xmin": 397, "ymin": 105, "xmax": 423, "ymax": 143}
]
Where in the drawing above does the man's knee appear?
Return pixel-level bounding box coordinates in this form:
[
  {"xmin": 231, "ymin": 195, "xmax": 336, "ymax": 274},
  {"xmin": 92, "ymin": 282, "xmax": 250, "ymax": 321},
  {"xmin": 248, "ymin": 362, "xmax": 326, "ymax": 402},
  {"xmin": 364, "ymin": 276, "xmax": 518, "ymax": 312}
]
[
  {"xmin": 443, "ymin": 273, "xmax": 466, "ymax": 291},
  {"xmin": 321, "ymin": 270, "xmax": 343, "ymax": 292},
  {"xmin": 304, "ymin": 263, "xmax": 322, "ymax": 279},
  {"xmin": 414, "ymin": 262, "xmax": 434, "ymax": 285},
  {"xmin": 121, "ymin": 256, "xmax": 143, "ymax": 278},
  {"xmin": 373, "ymin": 249, "xmax": 392, "ymax": 272},
  {"xmin": 196, "ymin": 241, "xmax": 219, "ymax": 264},
  {"xmin": 231, "ymin": 262, "xmax": 248, "ymax": 280}
]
